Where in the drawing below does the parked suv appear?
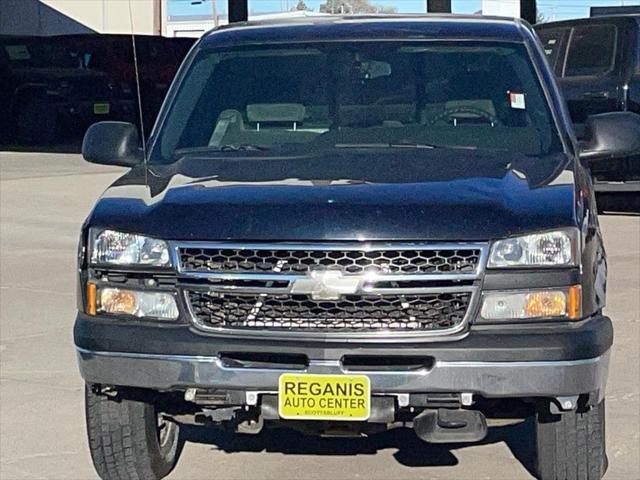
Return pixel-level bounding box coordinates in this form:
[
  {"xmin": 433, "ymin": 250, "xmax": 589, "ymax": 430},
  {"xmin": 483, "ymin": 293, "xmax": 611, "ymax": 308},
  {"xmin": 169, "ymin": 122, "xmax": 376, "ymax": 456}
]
[
  {"xmin": 0, "ymin": 35, "xmax": 135, "ymax": 144},
  {"xmin": 535, "ymin": 15, "xmax": 640, "ymax": 210},
  {"xmin": 75, "ymin": 16, "xmax": 640, "ymax": 480}
]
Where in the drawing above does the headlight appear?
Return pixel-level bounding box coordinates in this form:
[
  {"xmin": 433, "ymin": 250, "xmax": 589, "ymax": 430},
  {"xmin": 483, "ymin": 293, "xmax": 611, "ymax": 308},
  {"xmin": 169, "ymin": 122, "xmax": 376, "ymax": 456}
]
[
  {"xmin": 488, "ymin": 229, "xmax": 578, "ymax": 268},
  {"xmin": 90, "ymin": 229, "xmax": 171, "ymax": 267},
  {"xmin": 90, "ymin": 286, "xmax": 179, "ymax": 320},
  {"xmin": 479, "ymin": 286, "xmax": 581, "ymax": 321}
]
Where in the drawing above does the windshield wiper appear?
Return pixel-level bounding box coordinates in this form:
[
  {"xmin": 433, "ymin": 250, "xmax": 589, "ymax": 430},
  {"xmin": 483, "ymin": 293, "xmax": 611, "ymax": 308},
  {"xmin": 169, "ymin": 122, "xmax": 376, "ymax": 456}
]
[
  {"xmin": 390, "ymin": 142, "xmax": 437, "ymax": 149},
  {"xmin": 335, "ymin": 142, "xmax": 436, "ymax": 149},
  {"xmin": 218, "ymin": 144, "xmax": 268, "ymax": 152},
  {"xmin": 334, "ymin": 143, "xmax": 478, "ymax": 150},
  {"xmin": 173, "ymin": 144, "xmax": 269, "ymax": 157}
]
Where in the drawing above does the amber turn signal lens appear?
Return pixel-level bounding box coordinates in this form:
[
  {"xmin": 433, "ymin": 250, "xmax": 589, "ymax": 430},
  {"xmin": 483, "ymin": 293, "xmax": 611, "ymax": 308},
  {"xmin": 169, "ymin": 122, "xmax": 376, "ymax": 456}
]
[
  {"xmin": 567, "ymin": 285, "xmax": 582, "ymax": 320},
  {"xmin": 480, "ymin": 286, "xmax": 582, "ymax": 321},
  {"xmin": 100, "ymin": 289, "xmax": 138, "ymax": 315},
  {"xmin": 93, "ymin": 288, "xmax": 179, "ymax": 320},
  {"xmin": 523, "ymin": 291, "xmax": 567, "ymax": 318},
  {"xmin": 86, "ymin": 282, "xmax": 97, "ymax": 316}
]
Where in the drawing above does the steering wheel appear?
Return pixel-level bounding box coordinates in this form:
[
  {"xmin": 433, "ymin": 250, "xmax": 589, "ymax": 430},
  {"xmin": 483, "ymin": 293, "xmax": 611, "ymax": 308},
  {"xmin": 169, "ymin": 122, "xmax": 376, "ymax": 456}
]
[{"xmin": 429, "ymin": 106, "xmax": 501, "ymax": 127}]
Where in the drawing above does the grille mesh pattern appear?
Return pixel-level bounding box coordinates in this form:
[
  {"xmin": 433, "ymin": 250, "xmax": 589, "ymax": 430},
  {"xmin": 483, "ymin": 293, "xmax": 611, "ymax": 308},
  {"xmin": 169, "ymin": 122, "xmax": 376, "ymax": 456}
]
[
  {"xmin": 187, "ymin": 291, "xmax": 471, "ymax": 331},
  {"xmin": 179, "ymin": 247, "xmax": 481, "ymax": 275}
]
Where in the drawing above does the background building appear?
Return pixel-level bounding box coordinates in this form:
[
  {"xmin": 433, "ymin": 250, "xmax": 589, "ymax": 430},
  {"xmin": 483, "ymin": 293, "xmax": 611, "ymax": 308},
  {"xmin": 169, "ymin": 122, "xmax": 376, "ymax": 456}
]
[
  {"xmin": 0, "ymin": 0, "xmax": 162, "ymax": 36},
  {"xmin": 1, "ymin": 0, "xmax": 638, "ymax": 38}
]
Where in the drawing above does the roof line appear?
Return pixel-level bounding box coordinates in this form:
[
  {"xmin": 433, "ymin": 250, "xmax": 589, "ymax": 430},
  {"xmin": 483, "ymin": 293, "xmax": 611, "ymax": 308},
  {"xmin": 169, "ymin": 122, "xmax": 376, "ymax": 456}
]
[{"xmin": 204, "ymin": 14, "xmax": 525, "ymax": 38}]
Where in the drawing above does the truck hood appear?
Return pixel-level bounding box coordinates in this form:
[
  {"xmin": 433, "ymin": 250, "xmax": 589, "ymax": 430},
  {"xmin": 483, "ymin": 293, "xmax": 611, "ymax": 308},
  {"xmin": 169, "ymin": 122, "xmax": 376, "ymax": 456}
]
[{"xmin": 89, "ymin": 149, "xmax": 578, "ymax": 242}]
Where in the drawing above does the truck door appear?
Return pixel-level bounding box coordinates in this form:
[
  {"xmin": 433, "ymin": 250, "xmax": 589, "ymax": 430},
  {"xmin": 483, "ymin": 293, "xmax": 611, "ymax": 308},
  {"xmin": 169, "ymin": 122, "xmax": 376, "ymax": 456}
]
[
  {"xmin": 537, "ymin": 26, "xmax": 571, "ymax": 76},
  {"xmin": 629, "ymin": 19, "xmax": 640, "ymax": 115},
  {"xmin": 560, "ymin": 22, "xmax": 623, "ymax": 132}
]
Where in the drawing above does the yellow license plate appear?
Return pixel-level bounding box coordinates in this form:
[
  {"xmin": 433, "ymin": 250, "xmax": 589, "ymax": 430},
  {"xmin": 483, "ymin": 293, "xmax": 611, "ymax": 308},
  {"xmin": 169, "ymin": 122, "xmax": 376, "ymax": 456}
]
[
  {"xmin": 278, "ymin": 373, "xmax": 370, "ymax": 421},
  {"xmin": 94, "ymin": 103, "xmax": 110, "ymax": 115}
]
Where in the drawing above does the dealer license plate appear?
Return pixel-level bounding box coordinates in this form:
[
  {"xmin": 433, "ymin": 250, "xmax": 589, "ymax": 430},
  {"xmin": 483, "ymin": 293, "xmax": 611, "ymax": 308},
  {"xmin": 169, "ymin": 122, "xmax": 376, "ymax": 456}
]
[
  {"xmin": 93, "ymin": 103, "xmax": 110, "ymax": 115},
  {"xmin": 278, "ymin": 373, "xmax": 370, "ymax": 421}
]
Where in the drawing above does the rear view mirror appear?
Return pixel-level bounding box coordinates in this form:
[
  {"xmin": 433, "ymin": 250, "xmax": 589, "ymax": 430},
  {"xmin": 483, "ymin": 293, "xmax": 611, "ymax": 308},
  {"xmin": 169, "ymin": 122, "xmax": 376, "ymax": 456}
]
[
  {"xmin": 579, "ymin": 112, "xmax": 640, "ymax": 162},
  {"xmin": 82, "ymin": 122, "xmax": 143, "ymax": 167}
]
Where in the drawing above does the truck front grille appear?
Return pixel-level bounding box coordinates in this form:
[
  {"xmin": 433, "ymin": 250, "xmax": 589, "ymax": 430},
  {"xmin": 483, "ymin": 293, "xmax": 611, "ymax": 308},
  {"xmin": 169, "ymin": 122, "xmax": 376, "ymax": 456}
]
[
  {"xmin": 187, "ymin": 291, "xmax": 472, "ymax": 332},
  {"xmin": 178, "ymin": 246, "xmax": 481, "ymax": 275},
  {"xmin": 174, "ymin": 241, "xmax": 487, "ymax": 338}
]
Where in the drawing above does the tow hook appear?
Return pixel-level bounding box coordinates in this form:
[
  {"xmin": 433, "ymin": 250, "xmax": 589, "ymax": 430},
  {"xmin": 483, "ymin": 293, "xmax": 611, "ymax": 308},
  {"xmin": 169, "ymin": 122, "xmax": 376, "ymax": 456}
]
[
  {"xmin": 413, "ymin": 408, "xmax": 488, "ymax": 443},
  {"xmin": 550, "ymin": 395, "xmax": 580, "ymax": 413}
]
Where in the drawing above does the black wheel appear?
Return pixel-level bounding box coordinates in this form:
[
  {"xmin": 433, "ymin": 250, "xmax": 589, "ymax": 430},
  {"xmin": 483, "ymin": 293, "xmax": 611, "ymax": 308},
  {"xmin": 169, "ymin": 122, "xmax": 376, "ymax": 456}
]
[
  {"xmin": 15, "ymin": 98, "xmax": 57, "ymax": 145},
  {"xmin": 85, "ymin": 385, "xmax": 182, "ymax": 480},
  {"xmin": 535, "ymin": 399, "xmax": 607, "ymax": 480}
]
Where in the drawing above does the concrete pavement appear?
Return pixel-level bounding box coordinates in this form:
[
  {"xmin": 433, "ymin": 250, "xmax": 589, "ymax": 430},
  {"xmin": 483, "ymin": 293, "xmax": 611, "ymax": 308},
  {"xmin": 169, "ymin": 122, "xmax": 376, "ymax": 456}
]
[{"xmin": 1, "ymin": 152, "xmax": 638, "ymax": 480}]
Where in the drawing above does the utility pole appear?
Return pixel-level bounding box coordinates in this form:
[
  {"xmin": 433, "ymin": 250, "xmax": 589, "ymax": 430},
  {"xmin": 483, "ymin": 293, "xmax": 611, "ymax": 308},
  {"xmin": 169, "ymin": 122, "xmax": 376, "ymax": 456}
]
[
  {"xmin": 228, "ymin": 0, "xmax": 248, "ymax": 22},
  {"xmin": 426, "ymin": 0, "xmax": 451, "ymax": 13},
  {"xmin": 212, "ymin": 0, "xmax": 218, "ymax": 27},
  {"xmin": 520, "ymin": 0, "xmax": 536, "ymax": 24}
]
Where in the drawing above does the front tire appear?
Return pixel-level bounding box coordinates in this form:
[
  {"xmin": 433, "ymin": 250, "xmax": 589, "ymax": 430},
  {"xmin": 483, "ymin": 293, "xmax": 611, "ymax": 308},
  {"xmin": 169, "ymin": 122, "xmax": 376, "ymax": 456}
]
[
  {"xmin": 535, "ymin": 399, "xmax": 607, "ymax": 480},
  {"xmin": 85, "ymin": 385, "xmax": 181, "ymax": 480}
]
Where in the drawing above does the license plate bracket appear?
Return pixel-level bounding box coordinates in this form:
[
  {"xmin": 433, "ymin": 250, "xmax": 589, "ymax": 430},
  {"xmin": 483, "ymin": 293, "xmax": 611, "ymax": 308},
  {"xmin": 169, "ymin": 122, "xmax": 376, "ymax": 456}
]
[{"xmin": 278, "ymin": 373, "xmax": 370, "ymax": 421}]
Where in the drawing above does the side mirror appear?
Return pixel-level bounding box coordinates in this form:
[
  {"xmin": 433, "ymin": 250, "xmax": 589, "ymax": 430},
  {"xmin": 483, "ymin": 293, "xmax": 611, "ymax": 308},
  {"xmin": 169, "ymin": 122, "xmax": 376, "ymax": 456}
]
[
  {"xmin": 579, "ymin": 112, "xmax": 640, "ymax": 162},
  {"xmin": 82, "ymin": 122, "xmax": 143, "ymax": 167}
]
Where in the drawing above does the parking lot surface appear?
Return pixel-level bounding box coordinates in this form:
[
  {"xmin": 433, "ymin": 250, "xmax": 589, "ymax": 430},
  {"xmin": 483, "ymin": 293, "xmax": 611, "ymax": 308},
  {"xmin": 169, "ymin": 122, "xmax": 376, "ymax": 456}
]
[{"xmin": 1, "ymin": 152, "xmax": 638, "ymax": 480}]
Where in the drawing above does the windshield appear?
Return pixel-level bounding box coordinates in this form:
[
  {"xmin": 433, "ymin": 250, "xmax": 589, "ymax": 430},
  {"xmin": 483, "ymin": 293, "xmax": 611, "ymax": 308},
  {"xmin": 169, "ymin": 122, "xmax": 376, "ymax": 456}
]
[{"xmin": 153, "ymin": 41, "xmax": 562, "ymax": 163}]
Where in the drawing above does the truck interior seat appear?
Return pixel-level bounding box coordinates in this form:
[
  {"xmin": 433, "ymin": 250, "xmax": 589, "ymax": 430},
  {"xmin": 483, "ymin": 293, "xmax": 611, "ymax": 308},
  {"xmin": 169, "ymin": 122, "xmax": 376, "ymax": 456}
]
[{"xmin": 211, "ymin": 103, "xmax": 319, "ymax": 147}]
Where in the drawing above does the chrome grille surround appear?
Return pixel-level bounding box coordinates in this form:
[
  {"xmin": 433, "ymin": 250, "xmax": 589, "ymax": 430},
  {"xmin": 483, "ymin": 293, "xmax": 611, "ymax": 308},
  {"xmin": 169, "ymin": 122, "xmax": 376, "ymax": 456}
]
[
  {"xmin": 172, "ymin": 242, "xmax": 488, "ymax": 340},
  {"xmin": 187, "ymin": 291, "xmax": 473, "ymax": 331},
  {"xmin": 178, "ymin": 245, "xmax": 482, "ymax": 275}
]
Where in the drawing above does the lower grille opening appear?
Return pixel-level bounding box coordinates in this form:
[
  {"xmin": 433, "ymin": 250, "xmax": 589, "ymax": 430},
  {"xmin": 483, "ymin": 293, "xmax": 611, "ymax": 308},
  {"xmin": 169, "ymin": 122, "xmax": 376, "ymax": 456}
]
[
  {"xmin": 187, "ymin": 291, "xmax": 472, "ymax": 332},
  {"xmin": 342, "ymin": 355, "xmax": 435, "ymax": 372},
  {"xmin": 219, "ymin": 352, "xmax": 308, "ymax": 370}
]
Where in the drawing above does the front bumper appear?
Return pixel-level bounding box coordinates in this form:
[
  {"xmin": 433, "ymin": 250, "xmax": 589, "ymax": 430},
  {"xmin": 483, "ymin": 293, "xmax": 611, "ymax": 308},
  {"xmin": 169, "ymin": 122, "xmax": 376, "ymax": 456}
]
[
  {"xmin": 75, "ymin": 314, "xmax": 613, "ymax": 400},
  {"xmin": 77, "ymin": 347, "xmax": 610, "ymax": 401},
  {"xmin": 54, "ymin": 99, "xmax": 136, "ymax": 125},
  {"xmin": 594, "ymin": 181, "xmax": 640, "ymax": 193}
]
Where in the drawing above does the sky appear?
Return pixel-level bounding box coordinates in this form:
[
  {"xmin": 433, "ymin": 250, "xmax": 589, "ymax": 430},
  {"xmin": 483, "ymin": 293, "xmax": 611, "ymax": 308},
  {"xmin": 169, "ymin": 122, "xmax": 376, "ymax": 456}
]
[{"xmin": 169, "ymin": 0, "xmax": 640, "ymax": 21}]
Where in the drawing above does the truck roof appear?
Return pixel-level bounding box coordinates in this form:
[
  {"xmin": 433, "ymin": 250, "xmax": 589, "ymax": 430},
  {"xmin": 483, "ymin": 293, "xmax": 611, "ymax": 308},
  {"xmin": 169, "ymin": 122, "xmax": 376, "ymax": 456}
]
[{"xmin": 201, "ymin": 15, "xmax": 533, "ymax": 48}]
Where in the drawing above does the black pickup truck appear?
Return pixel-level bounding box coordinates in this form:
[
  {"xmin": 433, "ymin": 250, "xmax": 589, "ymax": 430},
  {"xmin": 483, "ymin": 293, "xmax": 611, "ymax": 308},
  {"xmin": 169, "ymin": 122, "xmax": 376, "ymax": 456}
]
[
  {"xmin": 535, "ymin": 15, "xmax": 640, "ymax": 210},
  {"xmin": 74, "ymin": 15, "xmax": 640, "ymax": 480}
]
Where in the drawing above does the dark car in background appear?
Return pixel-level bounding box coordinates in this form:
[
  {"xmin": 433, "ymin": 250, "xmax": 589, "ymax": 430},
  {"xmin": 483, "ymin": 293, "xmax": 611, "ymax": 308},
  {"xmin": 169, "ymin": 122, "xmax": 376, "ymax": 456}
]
[
  {"xmin": 61, "ymin": 34, "xmax": 195, "ymax": 133},
  {"xmin": 536, "ymin": 15, "xmax": 640, "ymax": 210},
  {"xmin": 0, "ymin": 35, "xmax": 136, "ymax": 144}
]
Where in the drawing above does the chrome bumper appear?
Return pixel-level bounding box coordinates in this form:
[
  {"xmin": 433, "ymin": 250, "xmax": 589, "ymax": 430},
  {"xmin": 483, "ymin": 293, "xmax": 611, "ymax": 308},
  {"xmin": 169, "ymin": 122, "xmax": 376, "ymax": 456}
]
[{"xmin": 76, "ymin": 347, "xmax": 610, "ymax": 400}]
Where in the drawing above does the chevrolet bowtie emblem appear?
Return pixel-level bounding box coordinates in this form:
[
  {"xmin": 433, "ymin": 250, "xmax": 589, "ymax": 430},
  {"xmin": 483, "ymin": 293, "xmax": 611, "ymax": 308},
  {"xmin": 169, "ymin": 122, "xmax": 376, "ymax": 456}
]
[{"xmin": 290, "ymin": 270, "xmax": 362, "ymax": 300}]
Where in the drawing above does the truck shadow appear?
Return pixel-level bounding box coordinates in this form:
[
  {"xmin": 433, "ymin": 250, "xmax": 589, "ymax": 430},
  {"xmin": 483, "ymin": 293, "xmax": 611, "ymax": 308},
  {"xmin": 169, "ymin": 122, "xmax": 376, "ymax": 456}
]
[{"xmin": 181, "ymin": 417, "xmax": 535, "ymax": 475}]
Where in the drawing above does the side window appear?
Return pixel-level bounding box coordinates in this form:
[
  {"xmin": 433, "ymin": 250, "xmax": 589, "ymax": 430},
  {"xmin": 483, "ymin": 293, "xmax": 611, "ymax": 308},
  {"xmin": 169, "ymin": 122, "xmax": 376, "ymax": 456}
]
[
  {"xmin": 565, "ymin": 24, "xmax": 617, "ymax": 77},
  {"xmin": 537, "ymin": 27, "xmax": 570, "ymax": 74}
]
